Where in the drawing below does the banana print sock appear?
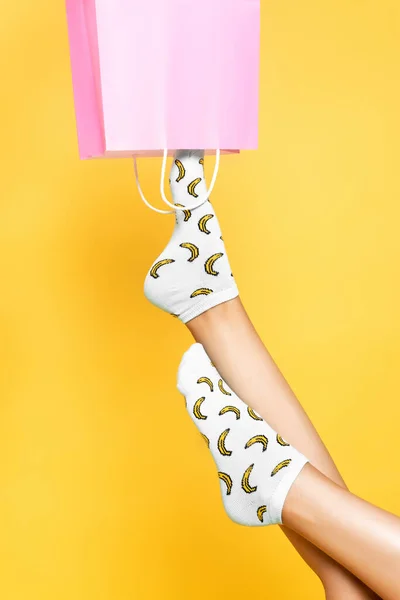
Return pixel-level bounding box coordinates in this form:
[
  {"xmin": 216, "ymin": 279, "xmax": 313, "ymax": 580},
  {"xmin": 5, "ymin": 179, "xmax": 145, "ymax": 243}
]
[
  {"xmin": 177, "ymin": 343, "xmax": 309, "ymax": 526},
  {"xmin": 144, "ymin": 150, "xmax": 239, "ymax": 323}
]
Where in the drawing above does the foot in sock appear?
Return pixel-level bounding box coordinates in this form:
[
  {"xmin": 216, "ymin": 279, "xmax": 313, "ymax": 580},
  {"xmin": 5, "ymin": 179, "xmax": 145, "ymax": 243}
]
[
  {"xmin": 177, "ymin": 343, "xmax": 309, "ymax": 526},
  {"xmin": 144, "ymin": 150, "xmax": 239, "ymax": 323}
]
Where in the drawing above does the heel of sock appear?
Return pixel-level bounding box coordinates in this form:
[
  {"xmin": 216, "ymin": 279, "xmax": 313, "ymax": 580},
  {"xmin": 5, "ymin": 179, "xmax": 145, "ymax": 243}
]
[
  {"xmin": 177, "ymin": 343, "xmax": 212, "ymax": 396},
  {"xmin": 144, "ymin": 257, "xmax": 239, "ymax": 323},
  {"xmin": 143, "ymin": 264, "xmax": 175, "ymax": 316}
]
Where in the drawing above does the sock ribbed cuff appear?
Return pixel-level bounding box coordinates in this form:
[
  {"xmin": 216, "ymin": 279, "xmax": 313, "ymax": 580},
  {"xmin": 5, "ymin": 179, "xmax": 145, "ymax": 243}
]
[
  {"xmin": 267, "ymin": 455, "xmax": 309, "ymax": 525},
  {"xmin": 179, "ymin": 286, "xmax": 240, "ymax": 324}
]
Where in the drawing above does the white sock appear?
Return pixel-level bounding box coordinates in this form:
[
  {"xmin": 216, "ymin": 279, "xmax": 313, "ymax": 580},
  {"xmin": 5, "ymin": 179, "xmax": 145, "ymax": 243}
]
[
  {"xmin": 177, "ymin": 343, "xmax": 309, "ymax": 526},
  {"xmin": 144, "ymin": 150, "xmax": 239, "ymax": 323}
]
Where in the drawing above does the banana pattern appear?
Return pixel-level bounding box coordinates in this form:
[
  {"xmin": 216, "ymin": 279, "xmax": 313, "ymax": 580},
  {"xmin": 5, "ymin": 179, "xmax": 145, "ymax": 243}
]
[
  {"xmin": 193, "ymin": 396, "xmax": 207, "ymax": 420},
  {"xmin": 188, "ymin": 178, "xmax": 202, "ymax": 198},
  {"xmin": 218, "ymin": 472, "xmax": 233, "ymax": 496},
  {"xmin": 245, "ymin": 435, "xmax": 268, "ymax": 453},
  {"xmin": 219, "ymin": 406, "xmax": 241, "ymax": 420},
  {"xmin": 197, "ymin": 376, "xmax": 214, "ymax": 392},
  {"xmin": 257, "ymin": 506, "xmax": 267, "ymax": 523},
  {"xmin": 179, "ymin": 242, "xmax": 199, "ymax": 262},
  {"xmin": 276, "ymin": 434, "xmax": 290, "ymax": 447},
  {"xmin": 217, "ymin": 428, "xmax": 232, "ymax": 457},
  {"xmin": 180, "ymin": 340, "xmax": 305, "ymax": 526},
  {"xmin": 271, "ymin": 459, "xmax": 292, "ymax": 477},
  {"xmin": 150, "ymin": 259, "xmax": 175, "ymax": 279},
  {"xmin": 190, "ymin": 288, "xmax": 213, "ymax": 298},
  {"xmin": 241, "ymin": 464, "xmax": 257, "ymax": 494},
  {"xmin": 205, "ymin": 253, "xmax": 224, "ymax": 276},
  {"xmin": 198, "ymin": 214, "xmax": 214, "ymax": 234},
  {"xmin": 201, "ymin": 433, "xmax": 210, "ymax": 448},
  {"xmin": 149, "ymin": 155, "xmax": 233, "ymax": 325},
  {"xmin": 174, "ymin": 203, "xmax": 192, "ymax": 222},
  {"xmin": 175, "ymin": 159, "xmax": 186, "ymax": 182},
  {"xmin": 247, "ymin": 407, "xmax": 263, "ymax": 421},
  {"xmin": 218, "ymin": 379, "xmax": 232, "ymax": 396}
]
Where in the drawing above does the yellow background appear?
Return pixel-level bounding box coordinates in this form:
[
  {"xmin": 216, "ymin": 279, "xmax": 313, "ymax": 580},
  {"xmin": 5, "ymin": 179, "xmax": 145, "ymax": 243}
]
[{"xmin": 1, "ymin": 1, "xmax": 399, "ymax": 598}]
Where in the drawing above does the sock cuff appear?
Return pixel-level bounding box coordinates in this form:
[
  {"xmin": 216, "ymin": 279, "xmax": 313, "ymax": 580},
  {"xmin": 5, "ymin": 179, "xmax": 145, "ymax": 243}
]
[
  {"xmin": 178, "ymin": 285, "xmax": 240, "ymax": 324},
  {"xmin": 267, "ymin": 455, "xmax": 309, "ymax": 525}
]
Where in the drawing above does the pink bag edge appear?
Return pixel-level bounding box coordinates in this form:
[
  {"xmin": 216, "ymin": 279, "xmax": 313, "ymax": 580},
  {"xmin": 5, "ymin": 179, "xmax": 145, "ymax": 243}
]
[{"xmin": 65, "ymin": 0, "xmax": 105, "ymax": 159}]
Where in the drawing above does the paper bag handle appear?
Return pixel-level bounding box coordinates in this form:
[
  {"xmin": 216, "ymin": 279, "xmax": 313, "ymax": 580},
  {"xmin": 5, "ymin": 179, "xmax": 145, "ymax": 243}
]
[{"xmin": 133, "ymin": 149, "xmax": 220, "ymax": 215}]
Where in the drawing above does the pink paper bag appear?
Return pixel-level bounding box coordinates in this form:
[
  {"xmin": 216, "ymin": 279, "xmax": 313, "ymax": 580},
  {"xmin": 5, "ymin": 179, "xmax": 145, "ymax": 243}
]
[{"xmin": 65, "ymin": 0, "xmax": 260, "ymax": 159}]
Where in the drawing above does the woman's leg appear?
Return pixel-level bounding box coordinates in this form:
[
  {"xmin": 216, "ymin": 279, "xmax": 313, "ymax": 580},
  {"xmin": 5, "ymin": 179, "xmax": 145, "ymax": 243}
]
[
  {"xmin": 178, "ymin": 338, "xmax": 399, "ymax": 598},
  {"xmin": 143, "ymin": 150, "xmax": 380, "ymax": 598},
  {"xmin": 283, "ymin": 464, "xmax": 400, "ymax": 600},
  {"xmin": 279, "ymin": 531, "xmax": 379, "ymax": 599},
  {"xmin": 186, "ymin": 298, "xmax": 381, "ymax": 599}
]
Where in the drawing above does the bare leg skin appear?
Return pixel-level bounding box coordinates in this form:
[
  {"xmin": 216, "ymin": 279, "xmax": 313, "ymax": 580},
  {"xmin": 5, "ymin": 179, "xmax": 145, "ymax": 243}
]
[
  {"xmin": 283, "ymin": 464, "xmax": 400, "ymax": 600},
  {"xmin": 187, "ymin": 297, "xmax": 381, "ymax": 599}
]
